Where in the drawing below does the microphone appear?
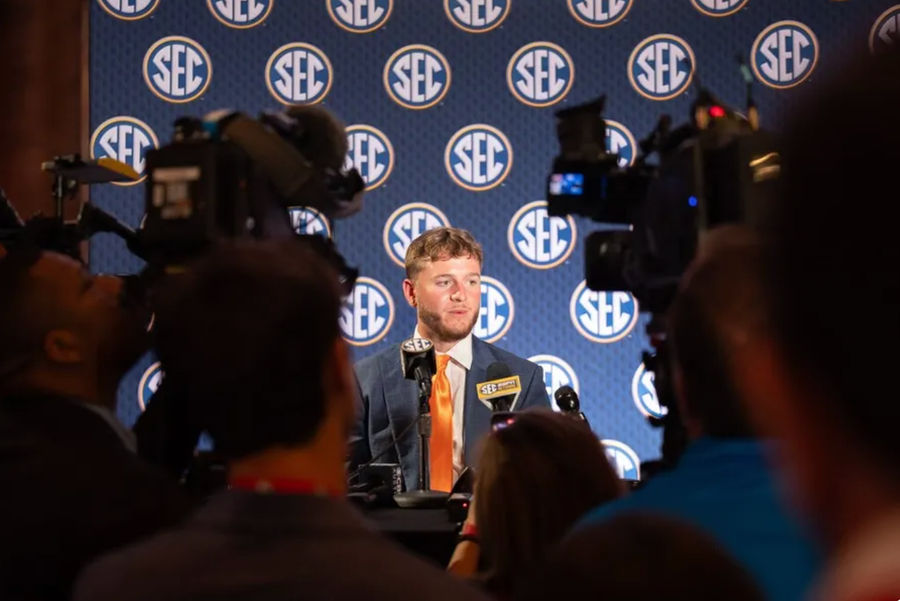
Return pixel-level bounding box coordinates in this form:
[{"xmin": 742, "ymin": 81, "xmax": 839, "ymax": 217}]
[
  {"xmin": 555, "ymin": 385, "xmax": 590, "ymax": 426},
  {"xmin": 400, "ymin": 338, "xmax": 436, "ymax": 404},
  {"xmin": 477, "ymin": 362, "xmax": 521, "ymax": 412}
]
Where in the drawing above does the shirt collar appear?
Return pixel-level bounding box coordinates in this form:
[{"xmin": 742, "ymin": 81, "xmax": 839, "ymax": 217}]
[
  {"xmin": 413, "ymin": 327, "xmax": 473, "ymax": 370},
  {"xmin": 81, "ymin": 403, "xmax": 138, "ymax": 453}
]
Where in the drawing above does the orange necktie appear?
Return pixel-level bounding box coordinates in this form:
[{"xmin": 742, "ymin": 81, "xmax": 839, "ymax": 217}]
[{"xmin": 429, "ymin": 354, "xmax": 453, "ymax": 492}]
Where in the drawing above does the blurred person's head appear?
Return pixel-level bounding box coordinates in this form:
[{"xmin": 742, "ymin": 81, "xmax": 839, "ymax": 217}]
[
  {"xmin": 473, "ymin": 408, "xmax": 623, "ymax": 595},
  {"xmin": 402, "ymin": 227, "xmax": 483, "ymax": 351},
  {"xmin": 667, "ymin": 226, "xmax": 764, "ymax": 439},
  {"xmin": 153, "ymin": 239, "xmax": 352, "ymax": 490},
  {"xmin": 525, "ymin": 512, "xmax": 764, "ymax": 601},
  {"xmin": 729, "ymin": 49, "xmax": 900, "ymax": 548},
  {"xmin": 0, "ymin": 246, "xmax": 149, "ymax": 407}
]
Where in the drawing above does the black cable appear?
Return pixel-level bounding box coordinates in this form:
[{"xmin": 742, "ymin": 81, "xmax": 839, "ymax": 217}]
[{"xmin": 347, "ymin": 417, "xmax": 417, "ymax": 483}]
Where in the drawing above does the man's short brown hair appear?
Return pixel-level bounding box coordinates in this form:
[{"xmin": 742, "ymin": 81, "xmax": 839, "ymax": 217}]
[{"xmin": 404, "ymin": 227, "xmax": 483, "ymax": 279}]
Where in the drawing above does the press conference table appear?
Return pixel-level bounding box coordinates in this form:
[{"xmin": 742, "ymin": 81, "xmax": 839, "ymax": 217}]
[{"xmin": 359, "ymin": 505, "xmax": 460, "ymax": 566}]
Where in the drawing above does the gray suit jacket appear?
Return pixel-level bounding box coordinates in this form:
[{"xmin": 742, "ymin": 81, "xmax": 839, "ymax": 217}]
[
  {"xmin": 74, "ymin": 491, "xmax": 491, "ymax": 601},
  {"xmin": 351, "ymin": 337, "xmax": 550, "ymax": 489}
]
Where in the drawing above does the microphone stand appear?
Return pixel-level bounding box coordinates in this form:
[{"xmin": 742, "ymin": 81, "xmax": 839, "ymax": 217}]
[{"xmin": 393, "ymin": 372, "xmax": 449, "ymax": 509}]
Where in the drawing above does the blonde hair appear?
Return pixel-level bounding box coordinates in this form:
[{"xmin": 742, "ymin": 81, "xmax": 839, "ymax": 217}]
[{"xmin": 404, "ymin": 227, "xmax": 483, "ymax": 279}]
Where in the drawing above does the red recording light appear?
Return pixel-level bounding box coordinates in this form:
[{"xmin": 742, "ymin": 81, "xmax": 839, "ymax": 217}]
[{"xmin": 709, "ymin": 105, "xmax": 726, "ymax": 118}]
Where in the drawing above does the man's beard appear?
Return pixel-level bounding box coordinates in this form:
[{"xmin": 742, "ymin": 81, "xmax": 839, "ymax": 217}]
[{"xmin": 418, "ymin": 305, "xmax": 478, "ymax": 343}]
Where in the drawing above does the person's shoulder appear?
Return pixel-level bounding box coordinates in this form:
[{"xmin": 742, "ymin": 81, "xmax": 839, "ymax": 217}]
[
  {"xmin": 355, "ymin": 343, "xmax": 399, "ymax": 374},
  {"xmin": 346, "ymin": 537, "xmax": 492, "ymax": 601},
  {"xmin": 474, "ymin": 338, "xmax": 539, "ymax": 373}
]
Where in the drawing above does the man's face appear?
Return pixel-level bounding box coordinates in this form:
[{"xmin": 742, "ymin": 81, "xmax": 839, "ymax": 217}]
[
  {"xmin": 404, "ymin": 254, "xmax": 481, "ymax": 344},
  {"xmin": 30, "ymin": 253, "xmax": 149, "ymax": 372}
]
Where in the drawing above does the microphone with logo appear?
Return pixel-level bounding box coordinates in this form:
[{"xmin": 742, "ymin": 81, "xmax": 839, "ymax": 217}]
[
  {"xmin": 394, "ymin": 338, "xmax": 448, "ymax": 508},
  {"xmin": 478, "ymin": 362, "xmax": 523, "ymax": 432},
  {"xmin": 554, "ymin": 385, "xmax": 590, "ymax": 427}
]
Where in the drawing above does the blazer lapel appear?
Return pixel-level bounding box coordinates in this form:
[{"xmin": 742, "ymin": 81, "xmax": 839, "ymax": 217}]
[
  {"xmin": 463, "ymin": 338, "xmax": 494, "ymax": 463},
  {"xmin": 379, "ymin": 347, "xmax": 420, "ymax": 489}
]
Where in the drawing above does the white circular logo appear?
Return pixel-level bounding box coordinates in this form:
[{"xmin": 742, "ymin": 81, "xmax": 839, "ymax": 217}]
[
  {"xmin": 90, "ymin": 116, "xmax": 159, "ymax": 186},
  {"xmin": 528, "ymin": 354, "xmax": 580, "ymax": 411},
  {"xmin": 474, "ymin": 276, "xmax": 514, "ymax": 343},
  {"xmin": 445, "ymin": 124, "xmax": 513, "ymax": 191},
  {"xmin": 328, "ymin": 0, "xmax": 393, "ymax": 33},
  {"xmin": 508, "ymin": 201, "xmax": 577, "ymax": 269},
  {"xmin": 507, "ymin": 42, "xmax": 574, "ymax": 108},
  {"xmin": 567, "ymin": 0, "xmax": 633, "ymax": 28},
  {"xmin": 751, "ymin": 21, "xmax": 818, "ymax": 89},
  {"xmin": 340, "ymin": 277, "xmax": 395, "ymax": 346},
  {"xmin": 207, "ymin": 0, "xmax": 273, "ymax": 28},
  {"xmin": 266, "ymin": 43, "xmax": 333, "ymax": 105},
  {"xmin": 628, "ymin": 34, "xmax": 695, "ymax": 101},
  {"xmin": 143, "ymin": 37, "xmax": 213, "ymax": 103},
  {"xmin": 690, "ymin": 0, "xmax": 749, "ymax": 18},
  {"xmin": 383, "ymin": 203, "xmax": 451, "ymax": 267},
  {"xmin": 137, "ymin": 361, "xmax": 163, "ymax": 412},
  {"xmin": 632, "ymin": 362, "xmax": 667, "ymax": 418},
  {"xmin": 344, "ymin": 125, "xmax": 394, "ymax": 191},
  {"xmin": 288, "ymin": 206, "xmax": 332, "ymax": 238},
  {"xmin": 445, "ymin": 0, "xmax": 511, "ymax": 33},
  {"xmin": 569, "ymin": 281, "xmax": 639, "ymax": 343},
  {"xmin": 384, "ymin": 45, "xmax": 451, "ymax": 110},
  {"xmin": 605, "ymin": 119, "xmax": 637, "ymax": 168},
  {"xmin": 602, "ymin": 439, "xmax": 641, "ymax": 480},
  {"xmin": 97, "ymin": 0, "xmax": 159, "ymax": 20},
  {"xmin": 869, "ymin": 5, "xmax": 900, "ymax": 54}
]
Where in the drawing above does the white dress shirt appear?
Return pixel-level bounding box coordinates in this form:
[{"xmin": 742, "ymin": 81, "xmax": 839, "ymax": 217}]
[{"xmin": 414, "ymin": 328, "xmax": 472, "ymax": 481}]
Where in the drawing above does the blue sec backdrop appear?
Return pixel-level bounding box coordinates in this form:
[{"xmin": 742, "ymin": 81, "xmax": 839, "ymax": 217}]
[{"xmin": 89, "ymin": 0, "xmax": 900, "ymax": 478}]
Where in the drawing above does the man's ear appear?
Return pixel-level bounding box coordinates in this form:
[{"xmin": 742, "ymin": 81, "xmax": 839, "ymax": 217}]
[
  {"xmin": 402, "ymin": 278, "xmax": 417, "ymax": 308},
  {"xmin": 43, "ymin": 329, "xmax": 84, "ymax": 365},
  {"xmin": 324, "ymin": 337, "xmax": 355, "ymax": 423}
]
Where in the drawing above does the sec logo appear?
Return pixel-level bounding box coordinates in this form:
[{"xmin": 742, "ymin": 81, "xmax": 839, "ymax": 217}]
[
  {"xmin": 602, "ymin": 439, "xmax": 641, "ymax": 480},
  {"xmin": 288, "ymin": 206, "xmax": 332, "ymax": 238},
  {"xmin": 383, "ymin": 202, "xmax": 451, "ymax": 267},
  {"xmin": 137, "ymin": 361, "xmax": 163, "ymax": 412},
  {"xmin": 508, "ymin": 201, "xmax": 577, "ymax": 270},
  {"xmin": 266, "ymin": 42, "xmax": 333, "ymax": 105},
  {"xmin": 528, "ymin": 354, "xmax": 580, "ymax": 410},
  {"xmin": 628, "ymin": 34, "xmax": 695, "ymax": 101},
  {"xmin": 90, "ymin": 116, "xmax": 159, "ymax": 186},
  {"xmin": 870, "ymin": 5, "xmax": 900, "ymax": 54},
  {"xmin": 569, "ymin": 281, "xmax": 639, "ymax": 343},
  {"xmin": 445, "ymin": 0, "xmax": 510, "ymax": 33},
  {"xmin": 143, "ymin": 36, "xmax": 212, "ymax": 104},
  {"xmin": 507, "ymin": 42, "xmax": 574, "ymax": 108},
  {"xmin": 344, "ymin": 125, "xmax": 394, "ymax": 191},
  {"xmin": 632, "ymin": 362, "xmax": 667, "ymax": 418},
  {"xmin": 207, "ymin": 0, "xmax": 273, "ymax": 28},
  {"xmin": 97, "ymin": 0, "xmax": 159, "ymax": 20},
  {"xmin": 605, "ymin": 119, "xmax": 636, "ymax": 168},
  {"xmin": 751, "ymin": 21, "xmax": 818, "ymax": 89},
  {"xmin": 445, "ymin": 124, "xmax": 513, "ymax": 191},
  {"xmin": 328, "ymin": 0, "xmax": 393, "ymax": 33},
  {"xmin": 474, "ymin": 276, "xmax": 514, "ymax": 343},
  {"xmin": 690, "ymin": 0, "xmax": 749, "ymax": 18},
  {"xmin": 340, "ymin": 277, "xmax": 395, "ymax": 346},
  {"xmin": 384, "ymin": 45, "xmax": 451, "ymax": 110},
  {"xmin": 567, "ymin": 0, "xmax": 633, "ymax": 28}
]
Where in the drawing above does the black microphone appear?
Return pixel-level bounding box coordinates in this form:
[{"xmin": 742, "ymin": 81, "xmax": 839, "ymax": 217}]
[
  {"xmin": 555, "ymin": 385, "xmax": 590, "ymax": 426},
  {"xmin": 482, "ymin": 362, "xmax": 520, "ymax": 412},
  {"xmin": 400, "ymin": 338, "xmax": 436, "ymax": 404}
]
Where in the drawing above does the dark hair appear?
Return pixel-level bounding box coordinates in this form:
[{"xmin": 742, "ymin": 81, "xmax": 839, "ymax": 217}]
[
  {"xmin": 763, "ymin": 49, "xmax": 900, "ymax": 469},
  {"xmin": 524, "ymin": 512, "xmax": 764, "ymax": 601},
  {"xmin": 153, "ymin": 239, "xmax": 343, "ymax": 461},
  {"xmin": 474, "ymin": 408, "xmax": 623, "ymax": 596},
  {"xmin": 667, "ymin": 229, "xmax": 763, "ymax": 438},
  {"xmin": 0, "ymin": 244, "xmax": 45, "ymax": 386}
]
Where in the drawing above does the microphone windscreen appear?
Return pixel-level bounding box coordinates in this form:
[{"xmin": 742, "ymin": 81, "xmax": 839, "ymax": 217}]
[{"xmin": 486, "ymin": 361, "xmax": 512, "ymax": 381}]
